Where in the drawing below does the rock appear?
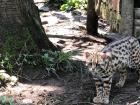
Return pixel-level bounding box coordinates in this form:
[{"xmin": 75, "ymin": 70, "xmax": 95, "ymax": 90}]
[
  {"xmin": 10, "ymin": 76, "xmax": 18, "ymax": 86},
  {"xmin": 0, "ymin": 69, "xmax": 18, "ymax": 86},
  {"xmin": 35, "ymin": 2, "xmax": 49, "ymax": 12},
  {"xmin": 22, "ymin": 99, "xmax": 33, "ymax": 105},
  {"xmin": 57, "ymin": 40, "xmax": 66, "ymax": 44},
  {"xmin": 71, "ymin": 9, "xmax": 82, "ymax": 16},
  {"xmin": 0, "ymin": 72, "xmax": 10, "ymax": 81},
  {"xmin": 42, "ymin": 21, "xmax": 48, "ymax": 25},
  {"xmin": 0, "ymin": 70, "xmax": 6, "ymax": 73},
  {"xmin": 41, "ymin": 16, "xmax": 58, "ymax": 25},
  {"xmin": 52, "ymin": 12, "xmax": 68, "ymax": 20},
  {"xmin": 35, "ymin": 3, "xmax": 44, "ymax": 9},
  {"xmin": 39, "ymin": 6, "xmax": 49, "ymax": 12},
  {"xmin": 79, "ymin": 25, "xmax": 86, "ymax": 30}
]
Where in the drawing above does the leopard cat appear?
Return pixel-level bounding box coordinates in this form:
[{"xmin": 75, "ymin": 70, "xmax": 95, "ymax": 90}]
[{"xmin": 84, "ymin": 36, "xmax": 140, "ymax": 104}]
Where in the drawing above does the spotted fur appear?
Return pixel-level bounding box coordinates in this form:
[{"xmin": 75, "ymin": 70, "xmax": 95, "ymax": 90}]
[{"xmin": 84, "ymin": 36, "xmax": 140, "ymax": 104}]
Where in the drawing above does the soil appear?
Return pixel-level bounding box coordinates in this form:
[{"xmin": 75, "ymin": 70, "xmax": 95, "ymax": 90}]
[{"xmin": 1, "ymin": 1, "xmax": 140, "ymax": 105}]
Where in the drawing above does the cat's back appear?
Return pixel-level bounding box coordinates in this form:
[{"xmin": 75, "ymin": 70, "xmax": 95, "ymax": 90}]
[{"xmin": 102, "ymin": 36, "xmax": 138, "ymax": 53}]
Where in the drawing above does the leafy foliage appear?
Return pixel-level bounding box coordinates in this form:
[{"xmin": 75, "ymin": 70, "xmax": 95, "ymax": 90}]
[
  {"xmin": 42, "ymin": 50, "xmax": 73, "ymax": 74},
  {"xmin": 0, "ymin": 29, "xmax": 38, "ymax": 73},
  {"xmin": 0, "ymin": 53, "xmax": 13, "ymax": 73},
  {"xmin": 0, "ymin": 50, "xmax": 73, "ymax": 77},
  {"xmin": 0, "ymin": 96, "xmax": 14, "ymax": 105},
  {"xmin": 3, "ymin": 30, "xmax": 37, "ymax": 55},
  {"xmin": 60, "ymin": 0, "xmax": 87, "ymax": 11},
  {"xmin": 0, "ymin": 29, "xmax": 73, "ymax": 77}
]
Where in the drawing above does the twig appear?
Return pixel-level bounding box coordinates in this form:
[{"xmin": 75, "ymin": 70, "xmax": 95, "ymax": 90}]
[
  {"xmin": 16, "ymin": 74, "xmax": 32, "ymax": 82},
  {"xmin": 126, "ymin": 101, "xmax": 139, "ymax": 105}
]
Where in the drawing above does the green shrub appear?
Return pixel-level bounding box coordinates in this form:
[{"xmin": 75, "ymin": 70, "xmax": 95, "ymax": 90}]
[
  {"xmin": 0, "ymin": 50, "xmax": 73, "ymax": 77},
  {"xmin": 0, "ymin": 96, "xmax": 14, "ymax": 105},
  {"xmin": 41, "ymin": 50, "xmax": 73, "ymax": 74},
  {"xmin": 0, "ymin": 53, "xmax": 13, "ymax": 73},
  {"xmin": 3, "ymin": 30, "xmax": 37, "ymax": 55},
  {"xmin": 0, "ymin": 29, "xmax": 73, "ymax": 77},
  {"xmin": 60, "ymin": 0, "xmax": 87, "ymax": 11},
  {"xmin": 0, "ymin": 29, "xmax": 38, "ymax": 73}
]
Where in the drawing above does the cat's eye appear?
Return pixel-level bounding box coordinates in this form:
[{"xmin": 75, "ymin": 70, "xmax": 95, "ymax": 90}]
[
  {"xmin": 89, "ymin": 62, "xmax": 92, "ymax": 66},
  {"xmin": 96, "ymin": 64, "xmax": 100, "ymax": 66}
]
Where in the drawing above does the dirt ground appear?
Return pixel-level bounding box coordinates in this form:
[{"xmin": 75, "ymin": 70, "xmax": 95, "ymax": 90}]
[{"xmin": 1, "ymin": 2, "xmax": 140, "ymax": 105}]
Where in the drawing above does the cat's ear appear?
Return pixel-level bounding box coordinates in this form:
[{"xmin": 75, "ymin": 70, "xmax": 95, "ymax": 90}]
[
  {"xmin": 83, "ymin": 52, "xmax": 90, "ymax": 58},
  {"xmin": 106, "ymin": 52, "xmax": 112, "ymax": 58},
  {"xmin": 100, "ymin": 52, "xmax": 112, "ymax": 59}
]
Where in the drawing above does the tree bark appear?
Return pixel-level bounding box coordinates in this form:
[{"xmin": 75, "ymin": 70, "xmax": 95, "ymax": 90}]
[
  {"xmin": 0, "ymin": 0, "xmax": 58, "ymax": 52},
  {"xmin": 87, "ymin": 0, "xmax": 98, "ymax": 35},
  {"xmin": 119, "ymin": 0, "xmax": 134, "ymax": 36}
]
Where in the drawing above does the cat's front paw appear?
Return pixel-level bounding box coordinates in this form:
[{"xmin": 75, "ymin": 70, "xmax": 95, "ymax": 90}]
[
  {"xmin": 93, "ymin": 96, "xmax": 102, "ymax": 103},
  {"xmin": 102, "ymin": 97, "xmax": 109, "ymax": 104},
  {"xmin": 137, "ymin": 79, "xmax": 140, "ymax": 84},
  {"xmin": 93, "ymin": 97, "xmax": 109, "ymax": 104},
  {"xmin": 115, "ymin": 82, "xmax": 124, "ymax": 88}
]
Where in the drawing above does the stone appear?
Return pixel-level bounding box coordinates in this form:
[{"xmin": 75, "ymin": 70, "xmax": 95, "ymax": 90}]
[
  {"xmin": 39, "ymin": 6, "xmax": 49, "ymax": 12},
  {"xmin": 22, "ymin": 99, "xmax": 33, "ymax": 104}
]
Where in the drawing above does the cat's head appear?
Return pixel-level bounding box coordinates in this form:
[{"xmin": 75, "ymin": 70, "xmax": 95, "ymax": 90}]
[{"xmin": 83, "ymin": 51, "xmax": 112, "ymax": 71}]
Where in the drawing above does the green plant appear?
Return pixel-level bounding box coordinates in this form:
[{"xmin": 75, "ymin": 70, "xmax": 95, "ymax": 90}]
[
  {"xmin": 0, "ymin": 28, "xmax": 38, "ymax": 73},
  {"xmin": 42, "ymin": 50, "xmax": 73, "ymax": 74},
  {"xmin": 3, "ymin": 29, "xmax": 37, "ymax": 56},
  {"xmin": 0, "ymin": 29, "xmax": 73, "ymax": 77},
  {"xmin": 60, "ymin": 0, "xmax": 87, "ymax": 11},
  {"xmin": 0, "ymin": 96, "xmax": 14, "ymax": 105},
  {"xmin": 11, "ymin": 50, "xmax": 73, "ymax": 77},
  {"xmin": 0, "ymin": 53, "xmax": 13, "ymax": 73}
]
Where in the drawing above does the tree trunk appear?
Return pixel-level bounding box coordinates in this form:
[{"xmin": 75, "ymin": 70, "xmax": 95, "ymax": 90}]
[
  {"xmin": 119, "ymin": 0, "xmax": 134, "ymax": 36},
  {"xmin": 87, "ymin": 0, "xmax": 98, "ymax": 35},
  {"xmin": 0, "ymin": 0, "xmax": 58, "ymax": 52}
]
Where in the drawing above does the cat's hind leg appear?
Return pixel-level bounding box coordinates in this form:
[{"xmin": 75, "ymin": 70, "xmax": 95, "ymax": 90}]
[{"xmin": 115, "ymin": 70, "xmax": 127, "ymax": 88}]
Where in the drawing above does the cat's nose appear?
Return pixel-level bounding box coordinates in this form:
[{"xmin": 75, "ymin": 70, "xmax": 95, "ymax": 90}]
[
  {"xmin": 85, "ymin": 63, "xmax": 88, "ymax": 66},
  {"xmin": 89, "ymin": 68, "xmax": 93, "ymax": 71}
]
